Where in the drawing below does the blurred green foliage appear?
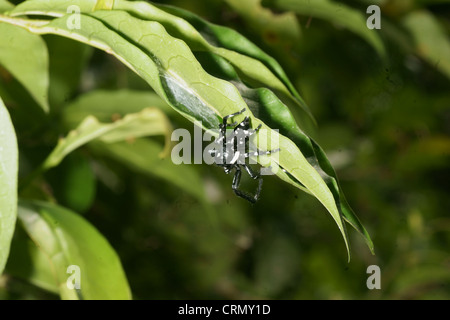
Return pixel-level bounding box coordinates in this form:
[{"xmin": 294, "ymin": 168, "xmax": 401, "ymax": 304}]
[{"xmin": 1, "ymin": 0, "xmax": 449, "ymax": 299}]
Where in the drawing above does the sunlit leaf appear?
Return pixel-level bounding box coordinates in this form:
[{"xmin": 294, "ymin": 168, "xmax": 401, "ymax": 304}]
[
  {"xmin": 18, "ymin": 200, "xmax": 131, "ymax": 299},
  {"xmin": 0, "ymin": 0, "xmax": 13, "ymax": 13},
  {"xmin": 0, "ymin": 96, "xmax": 18, "ymax": 275},
  {"xmin": 195, "ymin": 51, "xmax": 374, "ymax": 254},
  {"xmin": 42, "ymin": 107, "xmax": 172, "ymax": 171},
  {"xmin": 9, "ymin": 0, "xmax": 315, "ymax": 127},
  {"xmin": 94, "ymin": 0, "xmax": 114, "ymax": 11},
  {"xmin": 149, "ymin": 1, "xmax": 316, "ymax": 127},
  {"xmin": 6, "ymin": 224, "xmax": 59, "ymax": 294},
  {"xmin": 0, "ymin": 2, "xmax": 374, "ymax": 257},
  {"xmin": 0, "ymin": 23, "xmax": 49, "ymax": 111},
  {"xmin": 62, "ymin": 91, "xmax": 207, "ymax": 203},
  {"xmin": 62, "ymin": 89, "xmax": 174, "ymax": 128}
]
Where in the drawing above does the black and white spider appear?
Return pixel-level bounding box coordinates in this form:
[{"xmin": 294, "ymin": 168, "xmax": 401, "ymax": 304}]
[{"xmin": 209, "ymin": 108, "xmax": 280, "ymax": 203}]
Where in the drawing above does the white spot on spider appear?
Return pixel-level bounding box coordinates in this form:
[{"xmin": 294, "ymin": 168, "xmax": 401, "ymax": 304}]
[{"xmin": 230, "ymin": 151, "xmax": 240, "ymax": 164}]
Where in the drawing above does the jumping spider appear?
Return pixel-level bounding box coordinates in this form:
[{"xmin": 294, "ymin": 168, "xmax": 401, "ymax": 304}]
[{"xmin": 209, "ymin": 108, "xmax": 280, "ymax": 203}]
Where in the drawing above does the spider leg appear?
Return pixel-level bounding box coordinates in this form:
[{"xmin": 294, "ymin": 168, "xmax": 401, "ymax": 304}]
[
  {"xmin": 249, "ymin": 124, "xmax": 262, "ymax": 136},
  {"xmin": 234, "ymin": 116, "xmax": 251, "ymax": 131},
  {"xmin": 223, "ymin": 108, "xmax": 246, "ymax": 127},
  {"xmin": 232, "ymin": 166, "xmax": 261, "ymax": 204},
  {"xmin": 243, "ymin": 164, "xmax": 260, "ymax": 180},
  {"xmin": 243, "ymin": 148, "xmax": 281, "ymax": 158},
  {"xmin": 255, "ymin": 175, "xmax": 263, "ymax": 202},
  {"xmin": 220, "ymin": 119, "xmax": 229, "ymax": 166},
  {"xmin": 244, "ymin": 164, "xmax": 263, "ymax": 201},
  {"xmin": 232, "ymin": 166, "xmax": 242, "ymax": 186}
]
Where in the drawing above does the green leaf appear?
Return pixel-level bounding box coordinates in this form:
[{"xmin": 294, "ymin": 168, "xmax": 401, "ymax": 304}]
[
  {"xmin": 94, "ymin": 0, "xmax": 114, "ymax": 11},
  {"xmin": 263, "ymin": 0, "xmax": 386, "ymax": 58},
  {"xmin": 18, "ymin": 200, "xmax": 131, "ymax": 299},
  {"xmin": 0, "ymin": 0, "xmax": 13, "ymax": 13},
  {"xmin": 61, "ymin": 91, "xmax": 208, "ymax": 203},
  {"xmin": 0, "ymin": 5, "xmax": 372, "ymax": 258},
  {"xmin": 148, "ymin": 1, "xmax": 316, "ymax": 127},
  {"xmin": 42, "ymin": 107, "xmax": 172, "ymax": 171},
  {"xmin": 10, "ymin": 0, "xmax": 97, "ymax": 15},
  {"xmin": 0, "ymin": 96, "xmax": 18, "ymax": 275},
  {"xmin": 402, "ymin": 10, "xmax": 450, "ymax": 80},
  {"xmin": 9, "ymin": 0, "xmax": 315, "ymax": 127},
  {"xmin": 195, "ymin": 51, "xmax": 374, "ymax": 255},
  {"xmin": 0, "ymin": 23, "xmax": 49, "ymax": 112},
  {"xmin": 62, "ymin": 89, "xmax": 174, "ymax": 128},
  {"xmin": 5, "ymin": 223, "xmax": 59, "ymax": 294}
]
